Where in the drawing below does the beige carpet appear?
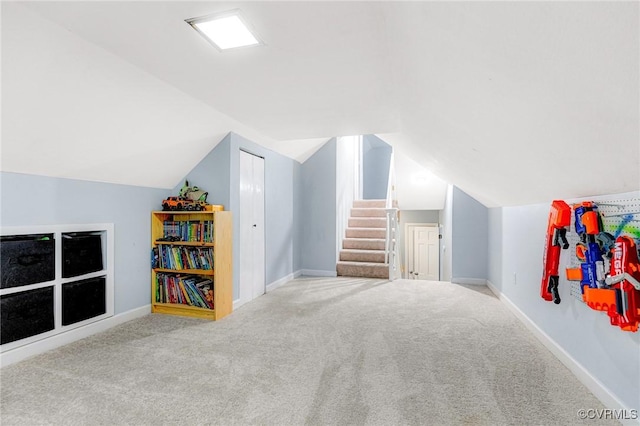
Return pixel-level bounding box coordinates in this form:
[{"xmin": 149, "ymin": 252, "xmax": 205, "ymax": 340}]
[{"xmin": 0, "ymin": 277, "xmax": 619, "ymax": 425}]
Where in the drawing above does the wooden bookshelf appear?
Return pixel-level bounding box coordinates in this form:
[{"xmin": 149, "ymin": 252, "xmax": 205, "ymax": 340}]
[{"xmin": 151, "ymin": 209, "xmax": 232, "ymax": 321}]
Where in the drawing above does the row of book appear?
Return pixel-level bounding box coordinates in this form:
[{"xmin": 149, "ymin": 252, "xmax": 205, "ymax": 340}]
[
  {"xmin": 155, "ymin": 273, "xmax": 214, "ymax": 309},
  {"xmin": 163, "ymin": 220, "xmax": 213, "ymax": 243},
  {"xmin": 157, "ymin": 245, "xmax": 213, "ymax": 270}
]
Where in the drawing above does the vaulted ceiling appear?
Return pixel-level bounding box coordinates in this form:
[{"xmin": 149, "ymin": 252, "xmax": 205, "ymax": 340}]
[{"xmin": 2, "ymin": 1, "xmax": 638, "ymax": 207}]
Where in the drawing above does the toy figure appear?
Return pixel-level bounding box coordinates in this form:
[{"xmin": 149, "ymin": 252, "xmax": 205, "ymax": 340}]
[{"xmin": 180, "ymin": 180, "xmax": 208, "ymax": 203}]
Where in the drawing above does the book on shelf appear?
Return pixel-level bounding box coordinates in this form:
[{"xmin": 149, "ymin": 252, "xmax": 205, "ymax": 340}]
[
  {"xmin": 155, "ymin": 273, "xmax": 214, "ymax": 309},
  {"xmin": 195, "ymin": 279, "xmax": 214, "ymax": 308},
  {"xmin": 151, "ymin": 247, "xmax": 159, "ymax": 269},
  {"xmin": 156, "ymin": 246, "xmax": 214, "ymax": 270},
  {"xmin": 161, "ymin": 220, "xmax": 214, "ymax": 243}
]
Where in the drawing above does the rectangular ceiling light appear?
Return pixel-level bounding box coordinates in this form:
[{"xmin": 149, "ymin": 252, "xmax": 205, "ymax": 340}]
[{"xmin": 186, "ymin": 10, "xmax": 262, "ymax": 51}]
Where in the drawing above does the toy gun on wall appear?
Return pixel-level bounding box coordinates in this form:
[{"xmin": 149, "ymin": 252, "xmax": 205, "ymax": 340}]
[
  {"xmin": 582, "ymin": 236, "xmax": 640, "ymax": 332},
  {"xmin": 541, "ymin": 200, "xmax": 571, "ymax": 303},
  {"xmin": 565, "ymin": 202, "xmax": 609, "ymax": 293}
]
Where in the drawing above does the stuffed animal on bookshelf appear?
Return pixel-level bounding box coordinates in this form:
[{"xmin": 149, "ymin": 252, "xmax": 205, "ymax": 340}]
[{"xmin": 179, "ymin": 180, "xmax": 208, "ymax": 203}]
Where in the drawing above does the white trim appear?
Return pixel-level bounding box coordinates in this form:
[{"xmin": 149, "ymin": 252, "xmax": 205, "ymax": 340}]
[
  {"xmin": 266, "ymin": 272, "xmax": 296, "ymax": 292},
  {"xmin": 1, "ymin": 305, "xmax": 150, "ymax": 368},
  {"xmin": 234, "ymin": 271, "xmax": 303, "ymax": 310},
  {"xmin": 300, "ymin": 269, "xmax": 338, "ymax": 277},
  {"xmin": 233, "ymin": 298, "xmax": 248, "ymax": 311},
  {"xmin": 486, "ymin": 281, "xmax": 639, "ymax": 426},
  {"xmin": 0, "ymin": 223, "xmax": 112, "ymax": 236},
  {"xmin": 269, "ymin": 270, "xmax": 302, "ymax": 291},
  {"xmin": 451, "ymin": 277, "xmax": 487, "ymax": 285}
]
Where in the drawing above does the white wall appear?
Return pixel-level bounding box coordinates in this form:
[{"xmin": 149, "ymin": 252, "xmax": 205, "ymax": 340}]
[
  {"xmin": 1, "ymin": 3, "xmax": 275, "ymax": 190},
  {"xmin": 395, "ymin": 150, "xmax": 448, "ymax": 210},
  {"xmin": 336, "ymin": 136, "xmax": 360, "ymax": 259},
  {"xmin": 439, "ymin": 185, "xmax": 454, "ymax": 282}
]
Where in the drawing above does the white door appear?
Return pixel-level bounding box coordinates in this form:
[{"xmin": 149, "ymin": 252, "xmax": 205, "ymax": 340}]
[
  {"xmin": 407, "ymin": 225, "xmax": 439, "ymax": 280},
  {"xmin": 239, "ymin": 151, "xmax": 265, "ymax": 304}
]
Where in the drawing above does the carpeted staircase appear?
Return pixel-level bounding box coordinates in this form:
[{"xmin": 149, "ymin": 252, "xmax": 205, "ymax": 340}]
[{"xmin": 337, "ymin": 199, "xmax": 390, "ymax": 279}]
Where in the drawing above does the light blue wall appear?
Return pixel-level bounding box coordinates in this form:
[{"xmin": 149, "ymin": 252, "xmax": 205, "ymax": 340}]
[
  {"xmin": 172, "ymin": 134, "xmax": 231, "ymax": 208},
  {"xmin": 487, "ymin": 207, "xmax": 503, "ymax": 289},
  {"xmin": 0, "ymin": 171, "xmax": 169, "ymax": 315},
  {"xmin": 2, "ymin": 131, "xmax": 302, "ymax": 313},
  {"xmin": 293, "ymin": 161, "xmax": 303, "ymax": 272},
  {"xmin": 229, "ymin": 133, "xmax": 296, "ymax": 298},
  {"xmin": 451, "ymin": 186, "xmax": 488, "ymax": 281},
  {"xmin": 487, "ymin": 192, "xmax": 640, "ymax": 412},
  {"xmin": 180, "ymin": 132, "xmax": 299, "ymax": 300},
  {"xmin": 362, "ymin": 134, "xmax": 392, "ymax": 200},
  {"xmin": 300, "ymin": 138, "xmax": 337, "ymax": 273}
]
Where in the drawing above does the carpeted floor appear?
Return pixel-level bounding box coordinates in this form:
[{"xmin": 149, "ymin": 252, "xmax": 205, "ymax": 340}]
[{"xmin": 0, "ymin": 277, "xmax": 619, "ymax": 425}]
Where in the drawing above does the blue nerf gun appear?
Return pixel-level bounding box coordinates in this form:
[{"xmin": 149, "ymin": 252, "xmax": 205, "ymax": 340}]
[{"xmin": 566, "ymin": 202, "xmax": 608, "ymax": 292}]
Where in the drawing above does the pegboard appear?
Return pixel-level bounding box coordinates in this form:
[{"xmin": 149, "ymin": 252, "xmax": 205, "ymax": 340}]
[{"xmin": 564, "ymin": 196, "xmax": 640, "ymax": 303}]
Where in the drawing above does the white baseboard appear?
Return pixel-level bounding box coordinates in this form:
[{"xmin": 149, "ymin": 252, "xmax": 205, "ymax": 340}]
[
  {"xmin": 300, "ymin": 269, "xmax": 337, "ymax": 277},
  {"xmin": 234, "ymin": 271, "xmax": 304, "ymax": 311},
  {"xmin": 486, "ymin": 281, "xmax": 639, "ymax": 425},
  {"xmin": 266, "ymin": 271, "xmax": 299, "ymax": 292},
  {"xmin": 1, "ymin": 305, "xmax": 151, "ymax": 368},
  {"xmin": 452, "ymin": 277, "xmax": 487, "ymax": 285},
  {"xmin": 233, "ymin": 298, "xmax": 247, "ymax": 311}
]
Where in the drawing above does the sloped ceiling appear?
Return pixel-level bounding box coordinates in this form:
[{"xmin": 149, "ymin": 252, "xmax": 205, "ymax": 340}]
[{"xmin": 2, "ymin": 1, "xmax": 638, "ymax": 206}]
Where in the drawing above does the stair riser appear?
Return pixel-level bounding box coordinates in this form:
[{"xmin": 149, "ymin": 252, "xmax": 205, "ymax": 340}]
[
  {"xmin": 343, "ymin": 239, "xmax": 385, "ymax": 250},
  {"xmin": 345, "ymin": 229, "xmax": 386, "ymax": 239},
  {"xmin": 348, "ymin": 218, "xmax": 386, "ymax": 228},
  {"xmin": 340, "ymin": 251, "xmax": 386, "ymax": 263},
  {"xmin": 337, "ymin": 263, "xmax": 389, "ymax": 279},
  {"xmin": 350, "ymin": 208, "xmax": 387, "ymax": 218},
  {"xmin": 353, "ymin": 200, "xmax": 386, "ymax": 208},
  {"xmin": 337, "ymin": 199, "xmax": 394, "ymax": 279}
]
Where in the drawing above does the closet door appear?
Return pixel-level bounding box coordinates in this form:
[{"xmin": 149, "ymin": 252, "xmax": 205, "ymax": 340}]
[{"xmin": 239, "ymin": 151, "xmax": 265, "ymax": 304}]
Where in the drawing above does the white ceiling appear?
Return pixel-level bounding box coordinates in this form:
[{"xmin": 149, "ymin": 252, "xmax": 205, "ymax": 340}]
[{"xmin": 2, "ymin": 1, "xmax": 638, "ymax": 206}]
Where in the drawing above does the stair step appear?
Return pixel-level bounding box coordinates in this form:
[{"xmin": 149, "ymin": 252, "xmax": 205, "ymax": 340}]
[
  {"xmin": 350, "ymin": 208, "xmax": 387, "ymax": 218},
  {"xmin": 337, "ymin": 261, "xmax": 389, "ymax": 279},
  {"xmin": 353, "ymin": 200, "xmax": 398, "ymax": 208},
  {"xmin": 345, "ymin": 228, "xmax": 386, "ymax": 239},
  {"xmin": 343, "ymin": 238, "xmax": 386, "ymax": 250},
  {"xmin": 353, "ymin": 199, "xmax": 386, "ymax": 208},
  {"xmin": 348, "ymin": 217, "xmax": 386, "ymax": 228},
  {"xmin": 340, "ymin": 249, "xmax": 386, "ymax": 263}
]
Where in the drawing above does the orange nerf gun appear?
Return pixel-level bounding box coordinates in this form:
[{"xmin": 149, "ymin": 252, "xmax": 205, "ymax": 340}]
[
  {"xmin": 541, "ymin": 200, "xmax": 572, "ymax": 303},
  {"xmin": 581, "ymin": 236, "xmax": 640, "ymax": 332}
]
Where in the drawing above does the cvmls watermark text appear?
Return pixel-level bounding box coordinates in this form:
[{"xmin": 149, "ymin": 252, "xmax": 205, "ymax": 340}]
[{"xmin": 577, "ymin": 408, "xmax": 638, "ymax": 420}]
